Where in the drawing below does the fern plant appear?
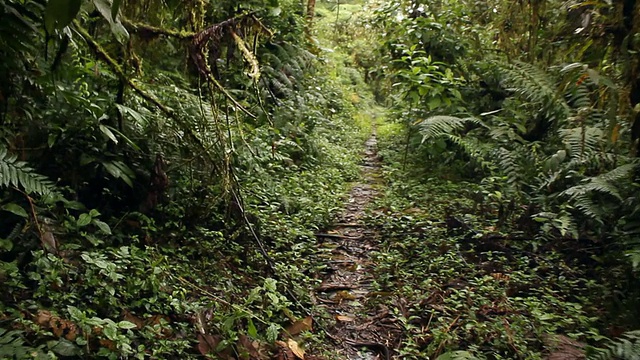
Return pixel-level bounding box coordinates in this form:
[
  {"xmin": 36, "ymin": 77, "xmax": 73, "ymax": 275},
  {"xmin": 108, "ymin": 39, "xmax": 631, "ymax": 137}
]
[
  {"xmin": 0, "ymin": 145, "xmax": 53, "ymax": 195},
  {"xmin": 0, "ymin": 328, "xmax": 38, "ymax": 359},
  {"xmin": 587, "ymin": 331, "xmax": 640, "ymax": 360},
  {"xmin": 418, "ymin": 116, "xmax": 488, "ymax": 161},
  {"xmin": 418, "ymin": 116, "xmax": 483, "ymax": 143}
]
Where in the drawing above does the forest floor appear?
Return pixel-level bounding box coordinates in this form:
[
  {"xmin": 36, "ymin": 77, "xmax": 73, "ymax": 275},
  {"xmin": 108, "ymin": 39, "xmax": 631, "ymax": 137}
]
[
  {"xmin": 299, "ymin": 107, "xmax": 606, "ymax": 359},
  {"xmin": 311, "ymin": 130, "xmax": 400, "ymax": 360}
]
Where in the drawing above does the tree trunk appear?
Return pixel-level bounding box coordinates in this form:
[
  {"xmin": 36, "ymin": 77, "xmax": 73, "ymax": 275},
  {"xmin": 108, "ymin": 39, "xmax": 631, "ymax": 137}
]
[{"xmin": 306, "ymin": 0, "xmax": 316, "ymax": 33}]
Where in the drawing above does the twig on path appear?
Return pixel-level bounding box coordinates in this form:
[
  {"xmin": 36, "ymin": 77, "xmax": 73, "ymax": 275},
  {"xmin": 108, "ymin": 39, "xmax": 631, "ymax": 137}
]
[
  {"xmin": 333, "ymin": 223, "xmax": 365, "ymax": 227},
  {"xmin": 315, "ymin": 233, "xmax": 364, "ymax": 240},
  {"xmin": 315, "ymin": 283, "xmax": 358, "ymax": 292}
]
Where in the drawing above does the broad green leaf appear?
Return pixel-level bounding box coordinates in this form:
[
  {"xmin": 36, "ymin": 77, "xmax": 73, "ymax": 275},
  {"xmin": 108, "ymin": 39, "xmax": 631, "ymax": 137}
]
[
  {"xmin": 93, "ymin": 0, "xmax": 129, "ymax": 43},
  {"xmin": 270, "ymin": 7, "xmax": 282, "ymax": 16},
  {"xmin": 102, "ymin": 161, "xmax": 134, "ymax": 187},
  {"xmin": 44, "ymin": 0, "xmax": 82, "ymax": 34},
  {"xmin": 103, "ymin": 325, "xmax": 117, "ymax": 340},
  {"xmin": 117, "ymin": 321, "xmax": 138, "ymax": 329},
  {"xmin": 115, "ymin": 104, "xmax": 146, "ymax": 125},
  {"xmin": 77, "ymin": 213, "xmax": 92, "ymax": 227},
  {"xmin": 100, "ymin": 113, "xmax": 142, "ymax": 151},
  {"xmin": 560, "ymin": 62, "xmax": 584, "ymax": 73},
  {"xmin": 47, "ymin": 339, "xmax": 81, "ymax": 356},
  {"xmin": 99, "ymin": 124, "xmax": 118, "ymax": 144},
  {"xmin": 1, "ymin": 203, "xmax": 28, "ymax": 218},
  {"xmin": 436, "ymin": 351, "xmax": 477, "ymax": 360},
  {"xmin": 0, "ymin": 238, "xmax": 14, "ymax": 251},
  {"xmin": 586, "ymin": 68, "xmax": 600, "ymax": 85},
  {"xmin": 247, "ymin": 319, "xmax": 258, "ymax": 338},
  {"xmin": 93, "ymin": 220, "xmax": 112, "ymax": 235},
  {"xmin": 67, "ymin": 305, "xmax": 84, "ymax": 319},
  {"xmin": 427, "ymin": 96, "xmax": 442, "ymax": 110}
]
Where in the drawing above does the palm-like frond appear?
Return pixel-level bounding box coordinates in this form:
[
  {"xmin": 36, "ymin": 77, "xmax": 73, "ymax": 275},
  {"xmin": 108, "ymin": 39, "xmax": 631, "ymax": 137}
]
[
  {"xmin": 560, "ymin": 126, "xmax": 604, "ymax": 160},
  {"xmin": 501, "ymin": 61, "xmax": 563, "ymax": 108},
  {"xmin": 588, "ymin": 331, "xmax": 640, "ymax": 360},
  {"xmin": 0, "ymin": 145, "xmax": 54, "ymax": 195},
  {"xmin": 418, "ymin": 115, "xmax": 483, "ymax": 143},
  {"xmin": 560, "ymin": 163, "xmax": 637, "ymax": 223}
]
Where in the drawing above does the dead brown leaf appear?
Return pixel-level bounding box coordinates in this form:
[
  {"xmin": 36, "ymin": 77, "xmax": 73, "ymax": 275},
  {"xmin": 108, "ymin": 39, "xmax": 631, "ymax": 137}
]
[
  {"xmin": 275, "ymin": 340, "xmax": 295, "ymax": 360},
  {"xmin": 34, "ymin": 310, "xmax": 52, "ymax": 327},
  {"xmin": 238, "ymin": 334, "xmax": 261, "ymax": 360},
  {"xmin": 544, "ymin": 335, "xmax": 585, "ymax": 360},
  {"xmin": 334, "ymin": 290, "xmax": 357, "ymax": 302},
  {"xmin": 285, "ymin": 316, "xmax": 313, "ymax": 336},
  {"xmin": 335, "ymin": 315, "xmax": 355, "ymax": 322},
  {"xmin": 34, "ymin": 310, "xmax": 79, "ymax": 341},
  {"xmin": 197, "ymin": 333, "xmax": 222, "ymax": 356},
  {"xmin": 99, "ymin": 339, "xmax": 116, "ymax": 350},
  {"xmin": 490, "ymin": 273, "xmax": 511, "ymax": 282},
  {"xmin": 287, "ymin": 338, "xmax": 305, "ymax": 359}
]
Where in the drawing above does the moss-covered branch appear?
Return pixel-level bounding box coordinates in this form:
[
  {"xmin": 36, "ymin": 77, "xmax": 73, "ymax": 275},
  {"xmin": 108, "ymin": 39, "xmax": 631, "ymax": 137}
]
[{"xmin": 121, "ymin": 19, "xmax": 195, "ymax": 39}]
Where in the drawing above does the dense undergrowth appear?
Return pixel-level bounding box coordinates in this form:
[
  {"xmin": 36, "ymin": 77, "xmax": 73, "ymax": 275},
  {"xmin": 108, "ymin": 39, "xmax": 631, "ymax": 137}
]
[
  {"xmin": 340, "ymin": 0, "xmax": 640, "ymax": 357},
  {"xmin": 367, "ymin": 126, "xmax": 609, "ymax": 358},
  {"xmin": 3, "ymin": 0, "xmax": 640, "ymax": 358},
  {"xmin": 0, "ymin": 0, "xmax": 377, "ymax": 358}
]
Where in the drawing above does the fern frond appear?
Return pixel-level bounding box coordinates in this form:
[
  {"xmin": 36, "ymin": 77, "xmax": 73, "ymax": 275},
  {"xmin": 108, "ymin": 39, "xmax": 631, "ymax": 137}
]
[
  {"xmin": 563, "ymin": 178, "xmax": 622, "ymax": 200},
  {"xmin": 0, "ymin": 145, "xmax": 54, "ymax": 195},
  {"xmin": 0, "ymin": 328, "xmax": 38, "ymax": 359},
  {"xmin": 560, "ymin": 126, "xmax": 603, "ymax": 160},
  {"xmin": 573, "ymin": 193, "xmax": 605, "ymax": 223},
  {"xmin": 501, "ymin": 61, "xmax": 558, "ymax": 104},
  {"xmin": 588, "ymin": 330, "xmax": 640, "ymax": 360},
  {"xmin": 498, "ymin": 147, "xmax": 519, "ymax": 184},
  {"xmin": 568, "ymin": 84, "xmax": 591, "ymax": 109},
  {"xmin": 418, "ymin": 115, "xmax": 483, "ymax": 143},
  {"xmin": 597, "ymin": 163, "xmax": 637, "ymax": 183},
  {"xmin": 446, "ymin": 135, "xmax": 487, "ymax": 163},
  {"xmin": 560, "ymin": 163, "xmax": 637, "ymax": 223}
]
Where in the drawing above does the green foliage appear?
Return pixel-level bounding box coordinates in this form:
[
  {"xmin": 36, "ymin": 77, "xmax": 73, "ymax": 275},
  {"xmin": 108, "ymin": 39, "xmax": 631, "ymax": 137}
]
[
  {"xmin": 588, "ymin": 331, "xmax": 640, "ymax": 360},
  {"xmin": 0, "ymin": 0, "xmax": 375, "ymax": 357},
  {"xmin": 418, "ymin": 116, "xmax": 483, "ymax": 143},
  {"xmin": 2, "ymin": 0, "xmax": 640, "ymax": 358},
  {"xmin": 0, "ymin": 328, "xmax": 44, "ymax": 359},
  {"xmin": 0, "ymin": 145, "xmax": 53, "ymax": 195}
]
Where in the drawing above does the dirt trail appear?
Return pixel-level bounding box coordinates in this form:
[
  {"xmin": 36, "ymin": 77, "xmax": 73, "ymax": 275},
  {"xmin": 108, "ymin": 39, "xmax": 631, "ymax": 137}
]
[{"xmin": 313, "ymin": 131, "xmax": 400, "ymax": 359}]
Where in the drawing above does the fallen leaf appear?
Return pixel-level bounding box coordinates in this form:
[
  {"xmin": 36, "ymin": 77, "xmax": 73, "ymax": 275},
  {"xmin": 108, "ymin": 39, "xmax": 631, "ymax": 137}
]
[
  {"xmin": 490, "ymin": 273, "xmax": 510, "ymax": 282},
  {"xmin": 335, "ymin": 315, "xmax": 355, "ymax": 322},
  {"xmin": 334, "ymin": 290, "xmax": 357, "ymax": 302},
  {"xmin": 275, "ymin": 341, "xmax": 295, "ymax": 360},
  {"xmin": 237, "ymin": 335, "xmax": 260, "ymax": 360},
  {"xmin": 99, "ymin": 339, "xmax": 116, "ymax": 350},
  {"xmin": 287, "ymin": 338, "xmax": 305, "ymax": 359},
  {"xmin": 197, "ymin": 334, "xmax": 221, "ymax": 356},
  {"xmin": 41, "ymin": 231, "xmax": 57, "ymax": 254},
  {"xmin": 35, "ymin": 310, "xmax": 78, "ymax": 341},
  {"xmin": 612, "ymin": 123, "xmax": 621, "ymax": 144},
  {"xmin": 285, "ymin": 316, "xmax": 313, "ymax": 336},
  {"xmin": 35, "ymin": 311, "xmax": 52, "ymax": 326}
]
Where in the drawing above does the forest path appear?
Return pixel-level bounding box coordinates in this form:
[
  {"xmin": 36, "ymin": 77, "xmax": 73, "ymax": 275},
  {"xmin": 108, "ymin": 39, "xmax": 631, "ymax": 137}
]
[{"xmin": 312, "ymin": 130, "xmax": 400, "ymax": 359}]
